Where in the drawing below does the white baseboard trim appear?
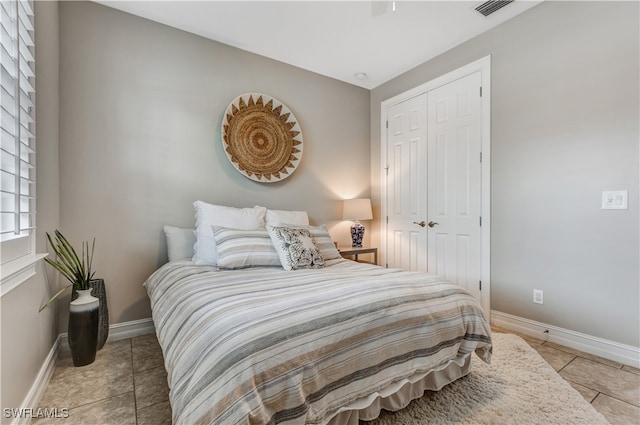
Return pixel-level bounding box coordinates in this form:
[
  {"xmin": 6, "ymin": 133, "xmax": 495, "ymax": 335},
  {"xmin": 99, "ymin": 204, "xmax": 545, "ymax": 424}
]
[
  {"xmin": 12, "ymin": 336, "xmax": 61, "ymax": 425},
  {"xmin": 105, "ymin": 317, "xmax": 156, "ymax": 341},
  {"xmin": 58, "ymin": 317, "xmax": 156, "ymax": 350},
  {"xmin": 491, "ymin": 310, "xmax": 640, "ymax": 369}
]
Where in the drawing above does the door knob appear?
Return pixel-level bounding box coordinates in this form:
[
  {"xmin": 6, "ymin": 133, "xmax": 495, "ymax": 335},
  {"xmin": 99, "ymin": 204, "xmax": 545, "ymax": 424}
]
[
  {"xmin": 428, "ymin": 221, "xmax": 439, "ymax": 228},
  {"xmin": 413, "ymin": 221, "xmax": 426, "ymax": 228}
]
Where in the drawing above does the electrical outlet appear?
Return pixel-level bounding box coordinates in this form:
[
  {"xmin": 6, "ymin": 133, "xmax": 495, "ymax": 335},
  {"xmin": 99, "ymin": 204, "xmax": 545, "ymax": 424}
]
[
  {"xmin": 602, "ymin": 190, "xmax": 628, "ymax": 209},
  {"xmin": 533, "ymin": 289, "xmax": 544, "ymax": 304}
]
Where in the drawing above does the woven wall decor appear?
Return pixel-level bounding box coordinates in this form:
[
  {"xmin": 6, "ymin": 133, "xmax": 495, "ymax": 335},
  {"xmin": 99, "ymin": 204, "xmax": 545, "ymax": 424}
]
[{"xmin": 222, "ymin": 93, "xmax": 303, "ymax": 183}]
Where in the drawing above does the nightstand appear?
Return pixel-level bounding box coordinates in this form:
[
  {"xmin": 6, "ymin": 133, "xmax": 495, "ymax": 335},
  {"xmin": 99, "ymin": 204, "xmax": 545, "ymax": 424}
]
[{"xmin": 338, "ymin": 247, "xmax": 378, "ymax": 265}]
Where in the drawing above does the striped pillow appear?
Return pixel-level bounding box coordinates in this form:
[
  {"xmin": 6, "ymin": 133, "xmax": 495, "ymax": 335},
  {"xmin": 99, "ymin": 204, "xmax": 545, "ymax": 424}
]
[
  {"xmin": 307, "ymin": 225, "xmax": 341, "ymax": 260},
  {"xmin": 211, "ymin": 226, "xmax": 282, "ymax": 269}
]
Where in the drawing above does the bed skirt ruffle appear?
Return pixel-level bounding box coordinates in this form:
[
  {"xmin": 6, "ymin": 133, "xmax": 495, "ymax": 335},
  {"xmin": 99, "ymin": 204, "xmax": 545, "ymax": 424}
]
[{"xmin": 328, "ymin": 354, "xmax": 473, "ymax": 424}]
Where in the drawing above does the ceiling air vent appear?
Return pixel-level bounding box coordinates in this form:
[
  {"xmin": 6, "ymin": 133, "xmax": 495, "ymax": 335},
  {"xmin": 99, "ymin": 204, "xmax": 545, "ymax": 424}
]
[{"xmin": 474, "ymin": 0, "xmax": 514, "ymax": 17}]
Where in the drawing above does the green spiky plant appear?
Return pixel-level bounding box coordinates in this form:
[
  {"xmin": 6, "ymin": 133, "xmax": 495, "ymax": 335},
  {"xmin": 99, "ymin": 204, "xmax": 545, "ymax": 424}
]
[{"xmin": 40, "ymin": 230, "xmax": 96, "ymax": 312}]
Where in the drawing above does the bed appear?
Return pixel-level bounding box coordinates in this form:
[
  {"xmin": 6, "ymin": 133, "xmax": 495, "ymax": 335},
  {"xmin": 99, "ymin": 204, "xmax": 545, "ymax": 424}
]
[{"xmin": 144, "ymin": 202, "xmax": 492, "ymax": 425}]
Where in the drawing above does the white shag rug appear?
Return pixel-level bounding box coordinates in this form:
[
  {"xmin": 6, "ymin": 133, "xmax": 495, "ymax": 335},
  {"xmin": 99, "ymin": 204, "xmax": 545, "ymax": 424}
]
[{"xmin": 365, "ymin": 333, "xmax": 609, "ymax": 425}]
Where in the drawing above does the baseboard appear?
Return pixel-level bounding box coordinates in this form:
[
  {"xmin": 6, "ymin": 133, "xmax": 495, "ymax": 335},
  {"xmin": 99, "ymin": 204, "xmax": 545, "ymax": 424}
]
[
  {"xmin": 105, "ymin": 317, "xmax": 156, "ymax": 341},
  {"xmin": 58, "ymin": 317, "xmax": 156, "ymax": 350},
  {"xmin": 491, "ymin": 310, "xmax": 640, "ymax": 368},
  {"xmin": 11, "ymin": 336, "xmax": 61, "ymax": 425}
]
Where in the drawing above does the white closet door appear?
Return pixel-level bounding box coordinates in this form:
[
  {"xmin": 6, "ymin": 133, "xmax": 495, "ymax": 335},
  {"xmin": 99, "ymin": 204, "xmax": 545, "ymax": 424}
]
[
  {"xmin": 427, "ymin": 71, "xmax": 483, "ymax": 301},
  {"xmin": 385, "ymin": 94, "xmax": 428, "ymax": 272}
]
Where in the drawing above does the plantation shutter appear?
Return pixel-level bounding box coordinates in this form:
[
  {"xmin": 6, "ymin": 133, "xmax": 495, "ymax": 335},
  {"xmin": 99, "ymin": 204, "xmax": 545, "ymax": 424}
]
[{"xmin": 0, "ymin": 0, "xmax": 35, "ymax": 248}]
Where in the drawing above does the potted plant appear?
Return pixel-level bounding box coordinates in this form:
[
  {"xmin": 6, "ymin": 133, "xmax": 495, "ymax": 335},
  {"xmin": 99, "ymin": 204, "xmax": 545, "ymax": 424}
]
[{"xmin": 41, "ymin": 230, "xmax": 101, "ymax": 366}]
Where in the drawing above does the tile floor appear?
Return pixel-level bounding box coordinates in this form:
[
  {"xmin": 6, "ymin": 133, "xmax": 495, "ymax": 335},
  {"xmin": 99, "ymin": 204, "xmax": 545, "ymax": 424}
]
[
  {"xmin": 33, "ymin": 334, "xmax": 170, "ymax": 425},
  {"xmin": 492, "ymin": 326, "xmax": 640, "ymax": 425},
  {"xmin": 32, "ymin": 329, "xmax": 639, "ymax": 425}
]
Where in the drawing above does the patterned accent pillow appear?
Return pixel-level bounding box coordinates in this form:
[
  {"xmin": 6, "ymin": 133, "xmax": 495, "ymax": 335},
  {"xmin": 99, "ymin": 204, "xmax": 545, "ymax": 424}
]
[
  {"xmin": 268, "ymin": 223, "xmax": 341, "ymax": 260},
  {"xmin": 267, "ymin": 226, "xmax": 325, "ymax": 271},
  {"xmin": 212, "ymin": 226, "xmax": 281, "ymax": 269}
]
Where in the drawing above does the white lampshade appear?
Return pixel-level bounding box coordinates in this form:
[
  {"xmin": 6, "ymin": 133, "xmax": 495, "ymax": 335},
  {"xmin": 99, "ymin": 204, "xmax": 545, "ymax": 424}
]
[{"xmin": 342, "ymin": 198, "xmax": 373, "ymax": 221}]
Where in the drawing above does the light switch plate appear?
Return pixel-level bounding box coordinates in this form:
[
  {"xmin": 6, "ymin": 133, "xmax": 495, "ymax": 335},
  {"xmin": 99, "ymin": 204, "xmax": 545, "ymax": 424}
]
[{"xmin": 602, "ymin": 190, "xmax": 628, "ymax": 210}]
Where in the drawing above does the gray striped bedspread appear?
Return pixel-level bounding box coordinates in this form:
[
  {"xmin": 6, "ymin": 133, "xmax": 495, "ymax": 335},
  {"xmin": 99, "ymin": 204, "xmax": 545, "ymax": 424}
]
[{"xmin": 144, "ymin": 259, "xmax": 492, "ymax": 425}]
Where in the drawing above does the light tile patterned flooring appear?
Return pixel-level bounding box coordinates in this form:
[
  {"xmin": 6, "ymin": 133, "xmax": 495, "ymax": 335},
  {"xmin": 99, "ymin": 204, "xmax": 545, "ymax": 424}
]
[
  {"xmin": 32, "ymin": 328, "xmax": 640, "ymax": 425},
  {"xmin": 492, "ymin": 327, "xmax": 640, "ymax": 424}
]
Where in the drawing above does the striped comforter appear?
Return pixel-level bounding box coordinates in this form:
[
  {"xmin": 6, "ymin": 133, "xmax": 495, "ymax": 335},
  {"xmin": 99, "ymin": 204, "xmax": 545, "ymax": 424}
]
[{"xmin": 144, "ymin": 259, "xmax": 492, "ymax": 425}]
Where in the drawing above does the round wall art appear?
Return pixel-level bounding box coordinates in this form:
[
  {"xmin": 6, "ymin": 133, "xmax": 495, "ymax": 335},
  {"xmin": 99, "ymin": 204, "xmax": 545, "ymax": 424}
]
[{"xmin": 222, "ymin": 93, "xmax": 303, "ymax": 183}]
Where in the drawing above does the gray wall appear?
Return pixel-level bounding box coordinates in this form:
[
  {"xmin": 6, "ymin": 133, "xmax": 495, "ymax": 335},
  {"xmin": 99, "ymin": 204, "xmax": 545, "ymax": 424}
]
[
  {"xmin": 1, "ymin": 1, "xmax": 60, "ymax": 416},
  {"xmin": 371, "ymin": 1, "xmax": 639, "ymax": 347},
  {"xmin": 57, "ymin": 1, "xmax": 370, "ymax": 328}
]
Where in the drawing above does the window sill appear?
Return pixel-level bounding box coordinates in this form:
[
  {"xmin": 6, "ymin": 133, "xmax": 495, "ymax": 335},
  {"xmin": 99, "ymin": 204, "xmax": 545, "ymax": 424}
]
[{"xmin": 1, "ymin": 253, "xmax": 48, "ymax": 297}]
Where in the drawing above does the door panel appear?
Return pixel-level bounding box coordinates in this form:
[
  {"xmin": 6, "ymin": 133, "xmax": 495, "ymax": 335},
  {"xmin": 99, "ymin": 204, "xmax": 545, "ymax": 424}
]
[
  {"xmin": 385, "ymin": 95, "xmax": 428, "ymax": 272},
  {"xmin": 427, "ymin": 72, "xmax": 482, "ymax": 300}
]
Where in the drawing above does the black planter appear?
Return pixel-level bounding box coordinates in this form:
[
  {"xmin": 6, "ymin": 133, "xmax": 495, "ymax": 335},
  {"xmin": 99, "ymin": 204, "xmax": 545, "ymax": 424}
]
[
  {"xmin": 72, "ymin": 279, "xmax": 109, "ymax": 350},
  {"xmin": 68, "ymin": 289, "xmax": 99, "ymax": 367}
]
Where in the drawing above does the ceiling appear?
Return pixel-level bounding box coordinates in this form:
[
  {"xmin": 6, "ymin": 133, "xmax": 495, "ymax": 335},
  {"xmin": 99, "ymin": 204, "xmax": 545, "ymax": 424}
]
[{"xmin": 96, "ymin": 0, "xmax": 542, "ymax": 89}]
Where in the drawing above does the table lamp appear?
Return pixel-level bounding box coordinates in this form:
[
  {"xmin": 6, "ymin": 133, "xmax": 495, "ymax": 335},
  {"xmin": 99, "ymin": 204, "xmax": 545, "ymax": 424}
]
[{"xmin": 342, "ymin": 198, "xmax": 373, "ymax": 248}]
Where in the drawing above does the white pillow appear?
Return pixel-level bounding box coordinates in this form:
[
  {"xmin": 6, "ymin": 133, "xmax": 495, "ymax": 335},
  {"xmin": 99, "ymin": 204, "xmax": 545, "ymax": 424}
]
[
  {"xmin": 265, "ymin": 209, "xmax": 309, "ymax": 227},
  {"xmin": 267, "ymin": 223, "xmax": 341, "ymax": 260},
  {"xmin": 212, "ymin": 226, "xmax": 281, "ymax": 269},
  {"xmin": 163, "ymin": 225, "xmax": 196, "ymax": 262},
  {"xmin": 267, "ymin": 226, "xmax": 325, "ymax": 271},
  {"xmin": 192, "ymin": 201, "xmax": 267, "ymax": 266}
]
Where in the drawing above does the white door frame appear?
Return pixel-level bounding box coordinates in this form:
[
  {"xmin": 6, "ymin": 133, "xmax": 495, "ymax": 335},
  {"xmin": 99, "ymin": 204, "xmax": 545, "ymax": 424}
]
[{"xmin": 380, "ymin": 55, "xmax": 491, "ymax": 315}]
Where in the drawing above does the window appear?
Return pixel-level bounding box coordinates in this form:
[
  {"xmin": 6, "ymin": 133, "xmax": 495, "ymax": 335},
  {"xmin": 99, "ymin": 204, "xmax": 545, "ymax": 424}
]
[{"xmin": 1, "ymin": 0, "xmax": 36, "ymax": 284}]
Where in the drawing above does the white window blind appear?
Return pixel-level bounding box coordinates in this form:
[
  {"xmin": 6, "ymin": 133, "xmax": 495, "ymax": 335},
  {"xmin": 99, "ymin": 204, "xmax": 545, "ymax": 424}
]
[{"xmin": 0, "ymin": 0, "xmax": 35, "ymax": 254}]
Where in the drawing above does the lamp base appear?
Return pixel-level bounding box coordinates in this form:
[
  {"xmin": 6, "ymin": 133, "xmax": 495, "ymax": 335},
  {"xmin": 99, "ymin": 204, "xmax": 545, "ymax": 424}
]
[{"xmin": 350, "ymin": 221, "xmax": 365, "ymax": 248}]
